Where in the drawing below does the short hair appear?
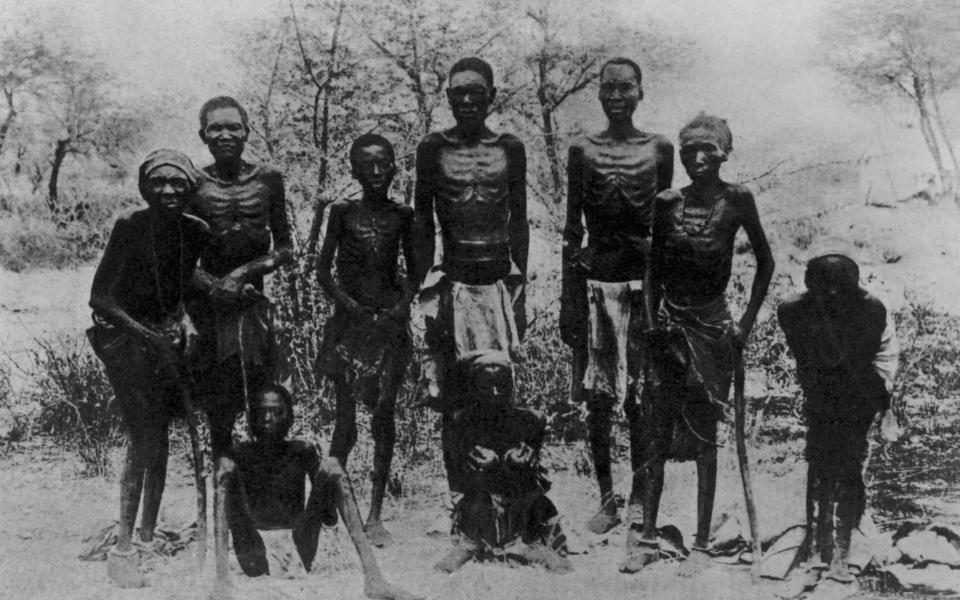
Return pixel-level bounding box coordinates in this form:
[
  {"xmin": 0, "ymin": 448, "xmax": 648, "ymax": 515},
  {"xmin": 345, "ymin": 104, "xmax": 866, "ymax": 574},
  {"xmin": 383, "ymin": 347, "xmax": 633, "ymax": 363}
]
[
  {"xmin": 198, "ymin": 96, "xmax": 249, "ymax": 131},
  {"xmin": 449, "ymin": 57, "xmax": 494, "ymax": 87},
  {"xmin": 349, "ymin": 133, "xmax": 395, "ymax": 170},
  {"xmin": 805, "ymin": 254, "xmax": 862, "ymax": 296},
  {"xmin": 250, "ymin": 382, "xmax": 295, "ymax": 438},
  {"xmin": 600, "ymin": 57, "xmax": 643, "ymax": 86}
]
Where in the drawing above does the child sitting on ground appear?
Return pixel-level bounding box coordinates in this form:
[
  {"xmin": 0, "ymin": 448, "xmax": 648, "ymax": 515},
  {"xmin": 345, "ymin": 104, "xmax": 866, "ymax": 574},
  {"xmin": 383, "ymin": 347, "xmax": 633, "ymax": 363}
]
[{"xmin": 434, "ymin": 350, "xmax": 571, "ymax": 574}]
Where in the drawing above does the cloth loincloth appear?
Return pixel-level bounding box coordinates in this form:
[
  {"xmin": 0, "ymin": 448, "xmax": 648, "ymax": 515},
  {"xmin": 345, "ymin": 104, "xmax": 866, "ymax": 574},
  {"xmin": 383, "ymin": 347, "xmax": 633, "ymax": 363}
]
[
  {"xmin": 316, "ymin": 306, "xmax": 412, "ymax": 410},
  {"xmin": 652, "ymin": 296, "xmax": 735, "ymax": 409},
  {"xmin": 419, "ymin": 265, "xmax": 522, "ymax": 411},
  {"xmin": 580, "ymin": 279, "xmax": 645, "ymax": 404},
  {"xmin": 214, "ymin": 298, "xmax": 275, "ymax": 367},
  {"xmin": 641, "ymin": 296, "xmax": 734, "ymax": 461}
]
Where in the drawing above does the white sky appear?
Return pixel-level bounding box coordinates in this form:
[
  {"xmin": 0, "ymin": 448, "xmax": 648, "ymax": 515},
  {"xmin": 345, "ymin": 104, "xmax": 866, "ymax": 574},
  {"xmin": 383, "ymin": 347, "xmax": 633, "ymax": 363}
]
[{"xmin": 0, "ymin": 0, "xmax": 937, "ymax": 173}]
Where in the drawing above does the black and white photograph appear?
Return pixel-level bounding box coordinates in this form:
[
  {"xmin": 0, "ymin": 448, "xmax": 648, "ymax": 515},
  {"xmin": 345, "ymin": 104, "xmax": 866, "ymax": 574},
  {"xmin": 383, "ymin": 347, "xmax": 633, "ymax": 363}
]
[{"xmin": 1, "ymin": 0, "xmax": 959, "ymax": 598}]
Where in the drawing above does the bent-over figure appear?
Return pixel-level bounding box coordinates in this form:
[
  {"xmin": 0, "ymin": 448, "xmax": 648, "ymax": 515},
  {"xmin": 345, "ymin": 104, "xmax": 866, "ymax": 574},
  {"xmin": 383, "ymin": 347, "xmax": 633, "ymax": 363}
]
[
  {"xmin": 561, "ymin": 57, "xmax": 673, "ymax": 534},
  {"xmin": 88, "ymin": 150, "xmax": 209, "ymax": 587},
  {"xmin": 315, "ymin": 133, "xmax": 416, "ymax": 547},
  {"xmin": 632, "ymin": 114, "xmax": 774, "ymax": 572},
  {"xmin": 778, "ymin": 253, "xmax": 898, "ymax": 585}
]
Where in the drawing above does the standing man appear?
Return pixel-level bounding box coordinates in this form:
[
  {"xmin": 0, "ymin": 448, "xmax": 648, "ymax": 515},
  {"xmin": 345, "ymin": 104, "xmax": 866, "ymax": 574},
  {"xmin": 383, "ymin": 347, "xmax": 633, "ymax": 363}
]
[
  {"xmin": 562, "ymin": 58, "xmax": 674, "ymax": 534},
  {"xmin": 315, "ymin": 134, "xmax": 416, "ymax": 547},
  {"xmin": 188, "ymin": 96, "xmax": 293, "ymax": 585},
  {"xmin": 413, "ymin": 57, "xmax": 529, "ymax": 505}
]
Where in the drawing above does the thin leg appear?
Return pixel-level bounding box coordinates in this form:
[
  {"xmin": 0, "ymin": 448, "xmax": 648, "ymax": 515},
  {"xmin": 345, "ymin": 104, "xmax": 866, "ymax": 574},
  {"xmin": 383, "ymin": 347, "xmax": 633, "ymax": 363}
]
[
  {"xmin": 218, "ymin": 457, "xmax": 269, "ymax": 577},
  {"xmin": 330, "ymin": 378, "xmax": 359, "ymax": 467},
  {"xmin": 695, "ymin": 445, "xmax": 718, "ymax": 548},
  {"xmin": 139, "ymin": 420, "xmax": 170, "ymax": 542},
  {"xmin": 367, "ymin": 360, "xmax": 403, "ymax": 547},
  {"xmin": 322, "ymin": 458, "xmax": 418, "ymax": 600},
  {"xmin": 586, "ymin": 393, "xmax": 619, "ymax": 534}
]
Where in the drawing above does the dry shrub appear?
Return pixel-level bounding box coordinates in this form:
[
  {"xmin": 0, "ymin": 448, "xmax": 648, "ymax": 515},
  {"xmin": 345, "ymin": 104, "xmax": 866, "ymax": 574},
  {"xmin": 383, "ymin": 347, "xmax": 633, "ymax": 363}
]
[
  {"xmin": 30, "ymin": 335, "xmax": 122, "ymax": 476},
  {"xmin": 0, "ymin": 185, "xmax": 136, "ymax": 272}
]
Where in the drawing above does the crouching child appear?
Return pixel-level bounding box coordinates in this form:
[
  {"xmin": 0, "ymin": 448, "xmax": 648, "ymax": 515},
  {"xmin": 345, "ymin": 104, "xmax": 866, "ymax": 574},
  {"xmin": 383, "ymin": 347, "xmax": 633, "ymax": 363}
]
[
  {"xmin": 778, "ymin": 252, "xmax": 899, "ymax": 585},
  {"xmin": 434, "ymin": 350, "xmax": 571, "ymax": 574}
]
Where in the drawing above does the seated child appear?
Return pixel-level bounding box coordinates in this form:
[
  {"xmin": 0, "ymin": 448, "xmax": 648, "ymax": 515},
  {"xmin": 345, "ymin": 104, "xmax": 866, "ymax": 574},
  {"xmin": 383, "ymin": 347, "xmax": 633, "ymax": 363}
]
[
  {"xmin": 216, "ymin": 383, "xmax": 418, "ymax": 600},
  {"xmin": 434, "ymin": 350, "xmax": 571, "ymax": 574},
  {"xmin": 778, "ymin": 252, "xmax": 898, "ymax": 584}
]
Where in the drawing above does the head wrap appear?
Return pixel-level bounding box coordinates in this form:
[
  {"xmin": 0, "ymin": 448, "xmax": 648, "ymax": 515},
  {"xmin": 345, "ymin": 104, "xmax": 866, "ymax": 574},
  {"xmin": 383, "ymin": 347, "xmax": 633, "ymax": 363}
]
[
  {"xmin": 679, "ymin": 113, "xmax": 733, "ymax": 157},
  {"xmin": 458, "ymin": 349, "xmax": 513, "ymax": 392},
  {"xmin": 138, "ymin": 149, "xmax": 199, "ymax": 201}
]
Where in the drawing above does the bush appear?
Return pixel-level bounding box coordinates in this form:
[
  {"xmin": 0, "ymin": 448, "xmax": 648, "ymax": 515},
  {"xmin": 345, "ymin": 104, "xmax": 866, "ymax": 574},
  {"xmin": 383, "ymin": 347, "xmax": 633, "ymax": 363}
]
[
  {"xmin": 0, "ymin": 185, "xmax": 137, "ymax": 272},
  {"xmin": 30, "ymin": 335, "xmax": 122, "ymax": 476}
]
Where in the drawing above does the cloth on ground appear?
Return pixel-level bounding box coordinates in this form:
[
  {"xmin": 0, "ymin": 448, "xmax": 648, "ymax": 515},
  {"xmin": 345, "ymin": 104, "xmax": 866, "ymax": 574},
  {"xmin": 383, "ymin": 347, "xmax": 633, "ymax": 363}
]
[{"xmin": 581, "ymin": 279, "xmax": 644, "ymax": 403}]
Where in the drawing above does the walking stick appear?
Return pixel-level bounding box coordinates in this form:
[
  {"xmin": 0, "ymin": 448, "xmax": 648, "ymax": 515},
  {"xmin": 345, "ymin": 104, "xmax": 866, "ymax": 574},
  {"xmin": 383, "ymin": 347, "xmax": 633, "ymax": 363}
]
[
  {"xmin": 733, "ymin": 349, "xmax": 762, "ymax": 575},
  {"xmin": 162, "ymin": 352, "xmax": 207, "ymax": 571}
]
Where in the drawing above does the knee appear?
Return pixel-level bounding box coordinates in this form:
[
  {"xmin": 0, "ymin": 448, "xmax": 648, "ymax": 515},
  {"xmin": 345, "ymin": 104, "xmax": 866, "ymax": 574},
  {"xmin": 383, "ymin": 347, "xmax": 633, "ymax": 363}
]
[
  {"xmin": 319, "ymin": 457, "xmax": 345, "ymax": 482},
  {"xmin": 216, "ymin": 456, "xmax": 238, "ymax": 486}
]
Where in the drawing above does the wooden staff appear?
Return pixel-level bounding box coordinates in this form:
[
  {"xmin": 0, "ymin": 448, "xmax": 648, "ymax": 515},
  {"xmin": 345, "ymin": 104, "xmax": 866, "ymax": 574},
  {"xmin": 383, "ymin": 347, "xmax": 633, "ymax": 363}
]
[
  {"xmin": 733, "ymin": 349, "xmax": 762, "ymax": 575},
  {"xmin": 162, "ymin": 351, "xmax": 207, "ymax": 571}
]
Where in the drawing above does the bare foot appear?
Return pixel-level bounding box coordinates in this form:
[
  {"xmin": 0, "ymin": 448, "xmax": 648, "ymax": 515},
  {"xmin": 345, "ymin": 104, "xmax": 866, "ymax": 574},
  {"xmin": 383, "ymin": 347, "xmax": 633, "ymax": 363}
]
[
  {"xmin": 619, "ymin": 546, "xmax": 659, "ymax": 574},
  {"xmin": 364, "ymin": 578, "xmax": 422, "ymax": 600},
  {"xmin": 107, "ymin": 546, "xmax": 147, "ymax": 588},
  {"xmin": 434, "ymin": 544, "xmax": 476, "ymax": 573},
  {"xmin": 518, "ymin": 544, "xmax": 573, "ymax": 573},
  {"xmin": 677, "ymin": 548, "xmax": 712, "ymax": 578},
  {"xmin": 586, "ymin": 509, "xmax": 621, "ymax": 535},
  {"xmin": 365, "ymin": 520, "xmax": 394, "ymax": 548},
  {"xmin": 235, "ymin": 548, "xmax": 269, "ymax": 577}
]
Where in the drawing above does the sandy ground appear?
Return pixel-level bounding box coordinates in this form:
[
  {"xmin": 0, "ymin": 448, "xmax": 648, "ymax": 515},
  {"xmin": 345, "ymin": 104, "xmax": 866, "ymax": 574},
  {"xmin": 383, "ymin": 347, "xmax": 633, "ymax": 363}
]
[
  {"xmin": 3, "ymin": 197, "xmax": 959, "ymax": 599},
  {"xmin": 1, "ymin": 436, "xmax": 832, "ymax": 600}
]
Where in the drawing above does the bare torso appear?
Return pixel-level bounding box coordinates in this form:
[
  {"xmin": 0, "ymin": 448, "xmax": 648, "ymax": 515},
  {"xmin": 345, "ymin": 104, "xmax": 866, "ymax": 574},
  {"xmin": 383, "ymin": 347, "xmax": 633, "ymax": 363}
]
[
  {"xmin": 231, "ymin": 440, "xmax": 319, "ymax": 529},
  {"xmin": 566, "ymin": 132, "xmax": 672, "ymax": 282},
  {"xmin": 329, "ymin": 199, "xmax": 413, "ymax": 309},
  {"xmin": 653, "ymin": 183, "xmax": 751, "ymax": 304},
  {"xmin": 190, "ymin": 162, "xmax": 290, "ymax": 286}
]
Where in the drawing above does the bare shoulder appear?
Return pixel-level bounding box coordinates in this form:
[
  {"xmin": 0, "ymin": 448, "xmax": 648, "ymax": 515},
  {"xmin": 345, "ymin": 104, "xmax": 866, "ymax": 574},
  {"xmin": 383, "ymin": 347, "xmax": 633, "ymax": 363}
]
[
  {"xmin": 114, "ymin": 207, "xmax": 147, "ymax": 228},
  {"xmin": 393, "ymin": 201, "xmax": 414, "ymax": 219},
  {"xmin": 418, "ymin": 131, "xmax": 446, "ymax": 151},
  {"xmin": 655, "ymin": 188, "xmax": 683, "ymax": 204},
  {"xmin": 653, "ymin": 133, "xmax": 674, "ymax": 153},
  {"xmin": 499, "ymin": 132, "xmax": 524, "ymax": 148},
  {"xmin": 725, "ymin": 182, "xmax": 756, "ymax": 203},
  {"xmin": 777, "ymin": 292, "xmax": 807, "ymax": 322},
  {"xmin": 329, "ymin": 198, "xmax": 352, "ymax": 214}
]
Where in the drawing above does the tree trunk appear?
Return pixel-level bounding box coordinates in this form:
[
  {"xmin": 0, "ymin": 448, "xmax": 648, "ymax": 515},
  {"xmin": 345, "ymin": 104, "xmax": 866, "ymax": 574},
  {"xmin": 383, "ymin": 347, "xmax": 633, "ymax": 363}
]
[
  {"xmin": 47, "ymin": 138, "xmax": 69, "ymax": 213},
  {"xmin": 928, "ymin": 73, "xmax": 960, "ymax": 205},
  {"xmin": 0, "ymin": 89, "xmax": 15, "ymax": 157},
  {"xmin": 541, "ymin": 106, "xmax": 563, "ymax": 200},
  {"xmin": 912, "ymin": 73, "xmax": 950, "ymax": 200}
]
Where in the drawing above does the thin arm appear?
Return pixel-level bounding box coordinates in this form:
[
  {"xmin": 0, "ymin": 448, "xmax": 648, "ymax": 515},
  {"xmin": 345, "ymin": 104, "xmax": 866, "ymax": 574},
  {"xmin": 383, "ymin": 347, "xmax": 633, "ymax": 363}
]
[
  {"xmin": 314, "ymin": 202, "xmax": 357, "ymax": 308},
  {"xmin": 507, "ymin": 139, "xmax": 529, "ymax": 281},
  {"xmin": 411, "ymin": 140, "xmax": 436, "ymax": 284},
  {"xmin": 738, "ymin": 189, "xmax": 775, "ymax": 335}
]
